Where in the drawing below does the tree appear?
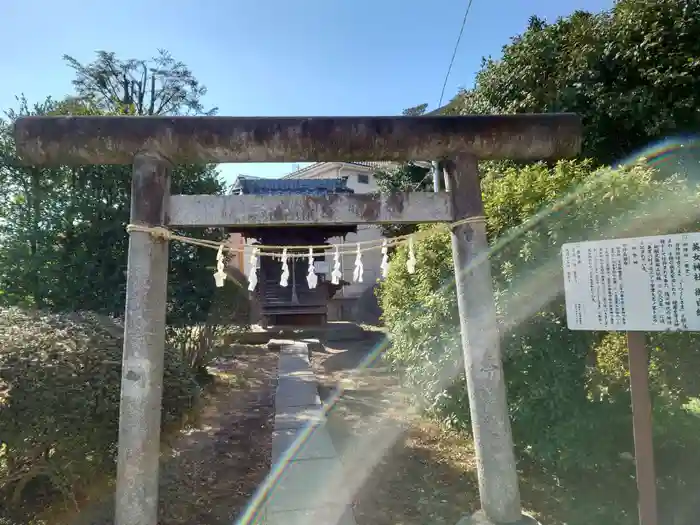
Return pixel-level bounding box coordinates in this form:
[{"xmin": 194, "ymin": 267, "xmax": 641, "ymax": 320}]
[
  {"xmin": 445, "ymin": 0, "xmax": 700, "ymax": 165},
  {"xmin": 63, "ymin": 50, "xmax": 218, "ymax": 116},
  {"xmin": 374, "ymin": 162, "xmax": 432, "ymax": 238},
  {"xmin": 0, "ymin": 53, "xmax": 232, "ymax": 325},
  {"xmin": 0, "ymin": 52, "xmax": 242, "ymax": 519},
  {"xmin": 402, "ymin": 104, "xmax": 428, "ymax": 116},
  {"xmin": 369, "ymin": 104, "xmax": 435, "ymax": 237},
  {"xmin": 379, "ymin": 159, "xmax": 700, "ymax": 475},
  {"xmin": 0, "ymin": 96, "xmax": 75, "ymax": 308}
]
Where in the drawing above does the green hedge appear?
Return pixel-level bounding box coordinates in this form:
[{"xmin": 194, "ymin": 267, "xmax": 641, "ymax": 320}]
[
  {"xmin": 379, "ymin": 159, "xmax": 700, "ymax": 471},
  {"xmin": 0, "ymin": 308, "xmax": 199, "ymax": 513}
]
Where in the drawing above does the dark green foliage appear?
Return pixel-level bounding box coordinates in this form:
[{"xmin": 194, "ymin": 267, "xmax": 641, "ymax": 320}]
[
  {"xmin": 374, "ymin": 162, "xmax": 432, "ymax": 238},
  {"xmin": 0, "ymin": 92, "xmax": 236, "ymax": 327},
  {"xmin": 0, "ymin": 51, "xmax": 250, "ymax": 521},
  {"xmin": 167, "ymin": 276, "xmax": 252, "ymax": 378},
  {"xmin": 446, "ymin": 0, "xmax": 700, "ymax": 165},
  {"xmin": 402, "ymin": 104, "xmax": 428, "ymax": 116},
  {"xmin": 377, "ymin": 3, "xmax": 700, "ymax": 518},
  {"xmin": 0, "ymin": 308, "xmax": 199, "ymax": 509},
  {"xmin": 379, "ymin": 160, "xmax": 700, "ymax": 472}
]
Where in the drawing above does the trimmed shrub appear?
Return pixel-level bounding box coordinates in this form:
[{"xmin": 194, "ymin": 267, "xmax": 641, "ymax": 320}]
[
  {"xmin": 379, "ymin": 159, "xmax": 700, "ymax": 470},
  {"xmin": 0, "ymin": 308, "xmax": 199, "ymax": 511}
]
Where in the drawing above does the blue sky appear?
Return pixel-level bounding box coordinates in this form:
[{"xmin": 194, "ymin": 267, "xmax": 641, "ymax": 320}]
[{"xmin": 1, "ymin": 0, "xmax": 612, "ymax": 184}]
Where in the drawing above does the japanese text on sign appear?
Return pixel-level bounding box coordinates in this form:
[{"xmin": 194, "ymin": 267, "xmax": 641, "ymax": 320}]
[{"xmin": 562, "ymin": 233, "xmax": 700, "ymax": 331}]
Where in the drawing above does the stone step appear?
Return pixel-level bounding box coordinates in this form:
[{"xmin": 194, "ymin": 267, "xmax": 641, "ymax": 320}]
[{"xmin": 231, "ymin": 323, "xmax": 368, "ymax": 345}]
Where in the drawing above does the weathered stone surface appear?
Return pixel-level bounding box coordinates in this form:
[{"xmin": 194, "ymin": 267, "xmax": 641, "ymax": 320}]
[
  {"xmin": 300, "ymin": 338, "xmax": 324, "ymax": 352},
  {"xmin": 277, "ymin": 353, "xmax": 311, "ymax": 376},
  {"xmin": 266, "ymin": 505, "xmax": 356, "ymax": 525},
  {"xmin": 266, "ymin": 340, "xmax": 284, "ymax": 351},
  {"xmin": 280, "ymin": 342, "xmax": 310, "ymax": 356},
  {"xmin": 265, "ymin": 456, "xmax": 349, "ymax": 512},
  {"xmin": 264, "ymin": 338, "xmax": 357, "ymax": 525},
  {"xmin": 14, "ymin": 114, "xmax": 582, "ymax": 166},
  {"xmin": 167, "ymin": 192, "xmax": 452, "ymax": 227},
  {"xmin": 274, "ymin": 405, "xmax": 325, "ymax": 431},
  {"xmin": 271, "ymin": 426, "xmax": 338, "ymax": 464},
  {"xmin": 116, "ymin": 153, "xmax": 171, "ymax": 525},
  {"xmin": 275, "ymin": 376, "xmax": 320, "ymax": 409}
]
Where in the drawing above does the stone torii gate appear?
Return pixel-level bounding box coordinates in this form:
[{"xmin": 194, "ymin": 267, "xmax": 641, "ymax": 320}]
[{"xmin": 14, "ymin": 114, "xmax": 581, "ymax": 525}]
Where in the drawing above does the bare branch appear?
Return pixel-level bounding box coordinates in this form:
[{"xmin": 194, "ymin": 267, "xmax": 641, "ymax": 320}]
[{"xmin": 62, "ymin": 50, "xmax": 214, "ymax": 116}]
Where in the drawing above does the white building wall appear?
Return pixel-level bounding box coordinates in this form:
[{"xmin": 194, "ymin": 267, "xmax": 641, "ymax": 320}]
[
  {"xmin": 336, "ymin": 225, "xmax": 383, "ymax": 298},
  {"xmin": 325, "ymin": 165, "xmax": 384, "ymax": 299}
]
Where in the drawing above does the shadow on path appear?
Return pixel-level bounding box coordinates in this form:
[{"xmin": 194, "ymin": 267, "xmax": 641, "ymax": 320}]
[
  {"xmin": 56, "ymin": 346, "xmax": 277, "ymax": 525},
  {"xmin": 311, "ymin": 336, "xmax": 480, "ymax": 525},
  {"xmin": 309, "ymin": 333, "xmax": 669, "ymax": 525}
]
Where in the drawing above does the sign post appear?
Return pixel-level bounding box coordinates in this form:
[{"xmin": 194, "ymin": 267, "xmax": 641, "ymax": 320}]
[
  {"xmin": 626, "ymin": 331, "xmax": 658, "ymax": 525},
  {"xmin": 561, "ymin": 232, "xmax": 700, "ymax": 525}
]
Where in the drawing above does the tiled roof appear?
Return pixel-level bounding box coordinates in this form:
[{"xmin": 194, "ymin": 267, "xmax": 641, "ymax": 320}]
[
  {"xmin": 284, "ymin": 161, "xmax": 431, "ymax": 179},
  {"xmin": 348, "ymin": 161, "xmax": 397, "ymax": 170},
  {"xmin": 231, "ymin": 177, "xmax": 353, "ymax": 196},
  {"xmin": 233, "ymin": 174, "xmax": 264, "ymax": 180},
  {"xmin": 285, "ymin": 162, "xmax": 391, "ymax": 179},
  {"xmin": 283, "ymin": 162, "xmax": 332, "ymax": 179}
]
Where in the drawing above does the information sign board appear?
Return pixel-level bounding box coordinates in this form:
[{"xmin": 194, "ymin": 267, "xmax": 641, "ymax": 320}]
[{"xmin": 562, "ymin": 233, "xmax": 700, "ymax": 331}]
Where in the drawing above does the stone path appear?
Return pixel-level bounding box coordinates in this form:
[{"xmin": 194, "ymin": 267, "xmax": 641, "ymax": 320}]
[{"xmin": 259, "ymin": 340, "xmax": 357, "ymax": 525}]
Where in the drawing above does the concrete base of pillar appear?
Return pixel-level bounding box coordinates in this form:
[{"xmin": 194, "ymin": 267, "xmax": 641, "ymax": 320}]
[{"xmin": 457, "ymin": 510, "xmax": 541, "ymax": 525}]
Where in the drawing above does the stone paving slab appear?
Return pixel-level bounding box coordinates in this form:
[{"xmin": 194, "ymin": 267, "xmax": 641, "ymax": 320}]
[
  {"xmin": 300, "ymin": 337, "xmax": 324, "ymax": 352},
  {"xmin": 274, "ymin": 404, "xmax": 325, "ymax": 430},
  {"xmin": 233, "ymin": 323, "xmax": 366, "ymax": 345},
  {"xmin": 280, "ymin": 341, "xmax": 311, "ymax": 358},
  {"xmin": 272, "ymin": 426, "xmax": 338, "ymax": 464},
  {"xmin": 277, "ymin": 353, "xmax": 311, "ymax": 376},
  {"xmin": 265, "ymin": 456, "xmax": 350, "ymax": 512},
  {"xmin": 259, "ymin": 340, "xmax": 357, "ymax": 525},
  {"xmin": 276, "ymin": 375, "xmax": 321, "ymax": 408},
  {"xmin": 266, "ymin": 505, "xmax": 357, "ymax": 525}
]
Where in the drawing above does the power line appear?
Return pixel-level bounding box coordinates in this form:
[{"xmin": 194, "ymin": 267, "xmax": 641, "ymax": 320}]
[
  {"xmin": 437, "ymin": 0, "xmax": 475, "ymax": 108},
  {"xmin": 407, "ymin": 1, "xmax": 475, "ymax": 193}
]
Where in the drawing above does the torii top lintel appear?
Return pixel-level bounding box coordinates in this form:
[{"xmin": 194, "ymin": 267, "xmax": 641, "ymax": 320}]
[{"xmin": 13, "ymin": 114, "xmax": 581, "ymax": 166}]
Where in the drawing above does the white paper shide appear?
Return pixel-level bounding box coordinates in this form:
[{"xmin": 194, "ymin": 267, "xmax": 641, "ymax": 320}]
[{"xmin": 561, "ymin": 233, "xmax": 700, "ymax": 332}]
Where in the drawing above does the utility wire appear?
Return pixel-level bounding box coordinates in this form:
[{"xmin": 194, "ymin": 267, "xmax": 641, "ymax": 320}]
[
  {"xmin": 403, "ymin": 0, "xmax": 476, "ymax": 193},
  {"xmin": 438, "ymin": 0, "xmax": 475, "ymax": 108},
  {"xmin": 408, "ymin": 0, "xmax": 475, "ymax": 193}
]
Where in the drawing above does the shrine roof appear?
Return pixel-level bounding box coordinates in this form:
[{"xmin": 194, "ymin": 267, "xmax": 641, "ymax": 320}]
[{"xmin": 231, "ymin": 176, "xmax": 353, "ymax": 196}]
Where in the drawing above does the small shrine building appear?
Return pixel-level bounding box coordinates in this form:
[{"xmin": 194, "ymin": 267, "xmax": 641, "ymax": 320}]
[{"xmin": 227, "ymin": 176, "xmax": 356, "ymax": 327}]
